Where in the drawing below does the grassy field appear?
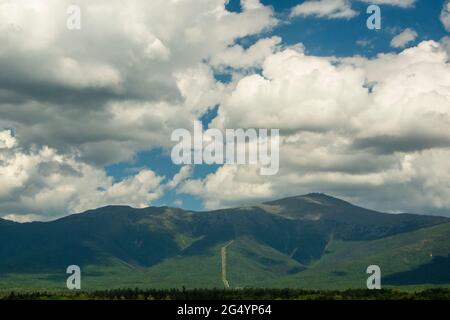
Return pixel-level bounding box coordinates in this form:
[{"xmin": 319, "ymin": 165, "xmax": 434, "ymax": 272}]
[{"xmin": 263, "ymin": 222, "xmax": 450, "ymax": 290}]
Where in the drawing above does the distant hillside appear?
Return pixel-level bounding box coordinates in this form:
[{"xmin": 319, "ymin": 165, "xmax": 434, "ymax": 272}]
[{"xmin": 0, "ymin": 194, "xmax": 449, "ymax": 291}]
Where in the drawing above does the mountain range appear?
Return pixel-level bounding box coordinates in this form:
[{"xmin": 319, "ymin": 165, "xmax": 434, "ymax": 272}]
[{"xmin": 1, "ymin": 193, "xmax": 450, "ymax": 291}]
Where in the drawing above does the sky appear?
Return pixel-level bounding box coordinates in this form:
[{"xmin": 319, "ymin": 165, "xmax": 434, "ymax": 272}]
[{"xmin": 0, "ymin": 0, "xmax": 450, "ymax": 221}]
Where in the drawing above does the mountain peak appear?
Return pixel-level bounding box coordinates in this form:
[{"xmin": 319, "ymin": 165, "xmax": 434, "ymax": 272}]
[
  {"xmin": 264, "ymin": 193, "xmax": 352, "ymax": 208},
  {"xmin": 303, "ymin": 192, "xmax": 335, "ymax": 199}
]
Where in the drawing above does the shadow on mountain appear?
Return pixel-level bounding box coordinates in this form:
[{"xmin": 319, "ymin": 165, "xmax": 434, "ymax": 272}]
[{"xmin": 384, "ymin": 255, "xmax": 450, "ymax": 285}]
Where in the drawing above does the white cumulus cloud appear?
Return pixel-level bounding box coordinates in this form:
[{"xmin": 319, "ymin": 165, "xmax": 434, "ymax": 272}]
[
  {"xmin": 390, "ymin": 28, "xmax": 418, "ymax": 48},
  {"xmin": 441, "ymin": 0, "xmax": 450, "ymax": 32},
  {"xmin": 0, "ymin": 131, "xmax": 166, "ymax": 220},
  {"xmin": 181, "ymin": 41, "xmax": 450, "ymax": 215},
  {"xmin": 290, "ymin": 0, "xmax": 357, "ymax": 19}
]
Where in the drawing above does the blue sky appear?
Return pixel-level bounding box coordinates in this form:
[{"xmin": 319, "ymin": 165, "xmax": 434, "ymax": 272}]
[{"xmin": 105, "ymin": 0, "xmax": 450, "ymax": 211}]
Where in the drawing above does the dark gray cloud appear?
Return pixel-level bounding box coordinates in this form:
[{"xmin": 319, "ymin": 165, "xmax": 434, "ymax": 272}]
[{"xmin": 353, "ymin": 134, "xmax": 450, "ymax": 154}]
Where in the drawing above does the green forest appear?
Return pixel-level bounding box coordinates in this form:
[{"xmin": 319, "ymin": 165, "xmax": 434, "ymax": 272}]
[{"xmin": 3, "ymin": 288, "xmax": 450, "ymax": 300}]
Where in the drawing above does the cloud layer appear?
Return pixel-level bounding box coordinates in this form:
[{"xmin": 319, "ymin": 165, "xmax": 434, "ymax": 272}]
[
  {"xmin": 0, "ymin": 0, "xmax": 276, "ymax": 219},
  {"xmin": 1, "ymin": 0, "xmax": 450, "ymax": 220},
  {"xmin": 0, "ymin": 0, "xmax": 276, "ymax": 166},
  {"xmin": 181, "ymin": 40, "xmax": 450, "ymax": 215}
]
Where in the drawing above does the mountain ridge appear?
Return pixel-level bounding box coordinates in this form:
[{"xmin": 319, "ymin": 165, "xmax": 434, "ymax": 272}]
[
  {"xmin": 4, "ymin": 192, "xmax": 448, "ymax": 224},
  {"xmin": 1, "ymin": 193, "xmax": 449, "ymax": 291}
]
